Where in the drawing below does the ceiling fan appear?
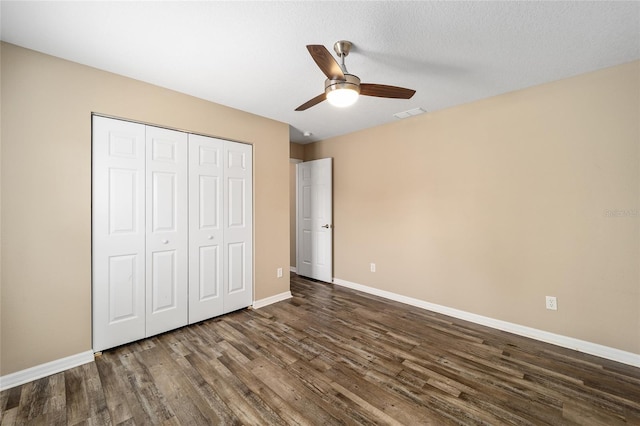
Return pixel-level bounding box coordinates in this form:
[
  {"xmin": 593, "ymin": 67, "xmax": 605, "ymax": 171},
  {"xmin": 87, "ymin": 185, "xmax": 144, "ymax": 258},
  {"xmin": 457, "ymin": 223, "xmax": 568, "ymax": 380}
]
[{"xmin": 295, "ymin": 40, "xmax": 416, "ymax": 111}]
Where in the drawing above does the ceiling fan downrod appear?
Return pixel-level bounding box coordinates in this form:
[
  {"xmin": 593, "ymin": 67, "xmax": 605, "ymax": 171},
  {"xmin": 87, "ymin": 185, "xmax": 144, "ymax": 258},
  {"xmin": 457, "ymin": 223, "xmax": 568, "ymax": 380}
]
[{"xmin": 334, "ymin": 40, "xmax": 352, "ymax": 74}]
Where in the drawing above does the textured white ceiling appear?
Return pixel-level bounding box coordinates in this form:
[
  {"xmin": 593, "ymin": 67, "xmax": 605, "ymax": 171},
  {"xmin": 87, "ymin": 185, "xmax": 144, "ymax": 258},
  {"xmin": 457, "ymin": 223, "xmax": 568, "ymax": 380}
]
[{"xmin": 2, "ymin": 1, "xmax": 639, "ymax": 143}]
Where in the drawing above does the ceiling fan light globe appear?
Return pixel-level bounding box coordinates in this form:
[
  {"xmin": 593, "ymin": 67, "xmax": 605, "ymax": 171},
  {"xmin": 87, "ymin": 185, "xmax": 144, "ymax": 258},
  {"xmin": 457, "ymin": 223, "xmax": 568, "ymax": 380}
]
[
  {"xmin": 326, "ymin": 88, "xmax": 359, "ymax": 107},
  {"xmin": 325, "ymin": 74, "xmax": 361, "ymax": 108}
]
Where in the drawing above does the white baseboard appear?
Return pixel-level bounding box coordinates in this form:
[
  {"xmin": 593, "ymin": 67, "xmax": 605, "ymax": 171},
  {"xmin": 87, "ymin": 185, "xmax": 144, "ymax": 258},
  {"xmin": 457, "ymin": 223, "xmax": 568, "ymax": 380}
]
[
  {"xmin": 253, "ymin": 291, "xmax": 292, "ymax": 309},
  {"xmin": 290, "ymin": 266, "xmax": 297, "ymax": 273},
  {"xmin": 332, "ymin": 278, "xmax": 640, "ymax": 368},
  {"xmin": 0, "ymin": 350, "xmax": 94, "ymax": 391}
]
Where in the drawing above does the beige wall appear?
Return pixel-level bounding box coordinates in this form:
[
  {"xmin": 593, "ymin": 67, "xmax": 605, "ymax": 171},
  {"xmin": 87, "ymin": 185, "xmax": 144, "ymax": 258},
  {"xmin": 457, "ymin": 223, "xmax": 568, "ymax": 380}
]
[
  {"xmin": 290, "ymin": 142, "xmax": 305, "ymax": 160},
  {"xmin": 305, "ymin": 61, "xmax": 640, "ymax": 355},
  {"xmin": 290, "ymin": 143, "xmax": 304, "ymax": 268},
  {"xmin": 0, "ymin": 43, "xmax": 290, "ymax": 375}
]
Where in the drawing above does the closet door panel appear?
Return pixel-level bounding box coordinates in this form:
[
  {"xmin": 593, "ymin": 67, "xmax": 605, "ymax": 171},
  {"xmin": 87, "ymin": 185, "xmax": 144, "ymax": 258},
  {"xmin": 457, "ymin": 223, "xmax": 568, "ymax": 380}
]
[
  {"xmin": 108, "ymin": 255, "xmax": 140, "ymax": 320},
  {"xmin": 151, "ymin": 250, "xmax": 178, "ymax": 311},
  {"xmin": 92, "ymin": 116, "xmax": 146, "ymax": 351},
  {"xmin": 223, "ymin": 142, "xmax": 253, "ymax": 313},
  {"xmin": 145, "ymin": 126, "xmax": 188, "ymax": 336},
  {"xmin": 188, "ymin": 134, "xmax": 224, "ymax": 323},
  {"xmin": 227, "ymin": 242, "xmax": 247, "ymax": 293}
]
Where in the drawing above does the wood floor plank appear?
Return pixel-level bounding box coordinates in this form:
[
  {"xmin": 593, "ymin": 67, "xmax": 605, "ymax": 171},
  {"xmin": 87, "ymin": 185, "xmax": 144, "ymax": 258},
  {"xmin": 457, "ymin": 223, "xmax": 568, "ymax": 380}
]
[
  {"xmin": 324, "ymin": 359, "xmax": 454, "ymax": 425},
  {"xmin": 2, "ymin": 273, "xmax": 640, "ymax": 425},
  {"xmin": 174, "ymin": 354, "xmax": 238, "ymax": 425},
  {"xmin": 329, "ymin": 381, "xmax": 406, "ymax": 426},
  {"xmin": 139, "ymin": 345, "xmax": 214, "ymax": 425},
  {"xmin": 286, "ymin": 357, "xmax": 390, "ymax": 425},
  {"xmin": 95, "ymin": 349, "xmax": 156, "ymax": 425},
  {"xmin": 118, "ymin": 349, "xmax": 176, "ymax": 424},
  {"xmin": 186, "ymin": 349, "xmax": 279, "ymax": 425},
  {"xmin": 93, "ymin": 352, "xmax": 135, "ymax": 425},
  {"xmin": 0, "ymin": 385, "xmax": 20, "ymax": 426},
  {"xmin": 14, "ymin": 379, "xmax": 46, "ymax": 422},
  {"xmin": 0, "ymin": 408, "xmax": 17, "ymax": 426},
  {"xmin": 563, "ymin": 400, "xmax": 628, "ymax": 426},
  {"xmin": 248, "ymin": 356, "xmax": 345, "ymax": 424},
  {"xmin": 41, "ymin": 373, "xmax": 67, "ymax": 425},
  {"xmin": 65, "ymin": 363, "xmax": 111, "ymax": 426},
  {"xmin": 214, "ymin": 352, "xmax": 309, "ymax": 426},
  {"xmin": 402, "ymin": 357, "xmax": 564, "ymax": 425}
]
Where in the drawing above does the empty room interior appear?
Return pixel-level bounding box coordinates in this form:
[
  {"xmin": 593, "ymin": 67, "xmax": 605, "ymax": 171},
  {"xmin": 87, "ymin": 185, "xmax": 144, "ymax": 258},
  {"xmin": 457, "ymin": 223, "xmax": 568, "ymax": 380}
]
[{"xmin": 1, "ymin": 1, "xmax": 639, "ymax": 425}]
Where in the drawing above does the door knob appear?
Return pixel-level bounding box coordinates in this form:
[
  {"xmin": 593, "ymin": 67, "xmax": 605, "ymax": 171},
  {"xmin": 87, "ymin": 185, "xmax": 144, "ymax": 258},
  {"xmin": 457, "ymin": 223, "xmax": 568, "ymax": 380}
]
[
  {"xmin": 162, "ymin": 239, "xmax": 169, "ymax": 244},
  {"xmin": 321, "ymin": 224, "xmax": 332, "ymax": 229},
  {"xmin": 207, "ymin": 235, "xmax": 214, "ymax": 240}
]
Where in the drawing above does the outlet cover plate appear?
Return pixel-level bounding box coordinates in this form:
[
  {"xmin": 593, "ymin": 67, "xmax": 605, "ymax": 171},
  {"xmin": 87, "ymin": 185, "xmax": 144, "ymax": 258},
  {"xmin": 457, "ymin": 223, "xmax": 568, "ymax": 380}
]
[{"xmin": 545, "ymin": 296, "xmax": 557, "ymax": 310}]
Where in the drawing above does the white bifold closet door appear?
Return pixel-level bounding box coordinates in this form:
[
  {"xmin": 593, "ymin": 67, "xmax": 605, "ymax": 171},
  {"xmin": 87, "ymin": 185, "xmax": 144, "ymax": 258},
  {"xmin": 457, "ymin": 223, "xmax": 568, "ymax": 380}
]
[
  {"xmin": 145, "ymin": 126, "xmax": 188, "ymax": 336},
  {"xmin": 188, "ymin": 135, "xmax": 224, "ymax": 322},
  {"xmin": 93, "ymin": 116, "xmax": 252, "ymax": 352},
  {"xmin": 188, "ymin": 135, "xmax": 253, "ymax": 322},
  {"xmin": 92, "ymin": 117, "xmax": 146, "ymax": 351},
  {"xmin": 220, "ymin": 140, "xmax": 253, "ymax": 313}
]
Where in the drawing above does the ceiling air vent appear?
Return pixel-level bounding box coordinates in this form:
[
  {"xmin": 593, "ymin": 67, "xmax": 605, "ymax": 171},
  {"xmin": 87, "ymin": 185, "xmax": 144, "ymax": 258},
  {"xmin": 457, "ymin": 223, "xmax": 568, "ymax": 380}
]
[{"xmin": 393, "ymin": 107, "xmax": 427, "ymax": 119}]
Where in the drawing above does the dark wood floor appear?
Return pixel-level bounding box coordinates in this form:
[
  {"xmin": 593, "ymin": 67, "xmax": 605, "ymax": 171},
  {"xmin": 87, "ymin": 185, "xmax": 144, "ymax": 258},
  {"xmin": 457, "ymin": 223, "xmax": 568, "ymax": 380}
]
[{"xmin": 2, "ymin": 273, "xmax": 640, "ymax": 425}]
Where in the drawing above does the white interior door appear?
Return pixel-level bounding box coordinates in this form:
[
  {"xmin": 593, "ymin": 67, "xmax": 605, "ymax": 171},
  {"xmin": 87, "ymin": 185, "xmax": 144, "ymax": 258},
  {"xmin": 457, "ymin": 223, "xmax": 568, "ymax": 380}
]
[
  {"xmin": 145, "ymin": 126, "xmax": 188, "ymax": 336},
  {"xmin": 92, "ymin": 116, "xmax": 146, "ymax": 351},
  {"xmin": 188, "ymin": 134, "xmax": 224, "ymax": 323},
  {"xmin": 223, "ymin": 142, "xmax": 253, "ymax": 312},
  {"xmin": 296, "ymin": 158, "xmax": 333, "ymax": 282}
]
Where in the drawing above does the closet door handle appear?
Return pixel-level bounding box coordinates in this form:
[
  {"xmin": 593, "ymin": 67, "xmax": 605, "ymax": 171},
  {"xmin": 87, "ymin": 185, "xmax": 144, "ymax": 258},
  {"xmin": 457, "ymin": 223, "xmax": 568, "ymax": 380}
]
[
  {"xmin": 207, "ymin": 235, "xmax": 214, "ymax": 240},
  {"xmin": 162, "ymin": 239, "xmax": 169, "ymax": 244}
]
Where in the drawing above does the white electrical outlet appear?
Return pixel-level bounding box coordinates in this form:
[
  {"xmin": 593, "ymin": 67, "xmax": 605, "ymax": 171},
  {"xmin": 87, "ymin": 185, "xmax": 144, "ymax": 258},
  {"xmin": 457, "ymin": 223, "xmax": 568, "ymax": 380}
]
[
  {"xmin": 277, "ymin": 267, "xmax": 283, "ymax": 278},
  {"xmin": 545, "ymin": 296, "xmax": 557, "ymax": 311},
  {"xmin": 370, "ymin": 263, "xmax": 376, "ymax": 272}
]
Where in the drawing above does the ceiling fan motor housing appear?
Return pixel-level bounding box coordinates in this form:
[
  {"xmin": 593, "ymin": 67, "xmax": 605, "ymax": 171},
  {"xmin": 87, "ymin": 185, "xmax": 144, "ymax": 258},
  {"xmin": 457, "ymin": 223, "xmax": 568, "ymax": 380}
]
[{"xmin": 325, "ymin": 73, "xmax": 361, "ymax": 95}]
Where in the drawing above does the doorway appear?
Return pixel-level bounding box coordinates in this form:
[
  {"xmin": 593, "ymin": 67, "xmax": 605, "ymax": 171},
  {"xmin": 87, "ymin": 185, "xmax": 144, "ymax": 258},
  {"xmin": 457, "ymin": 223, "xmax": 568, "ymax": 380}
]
[{"xmin": 295, "ymin": 158, "xmax": 333, "ymax": 282}]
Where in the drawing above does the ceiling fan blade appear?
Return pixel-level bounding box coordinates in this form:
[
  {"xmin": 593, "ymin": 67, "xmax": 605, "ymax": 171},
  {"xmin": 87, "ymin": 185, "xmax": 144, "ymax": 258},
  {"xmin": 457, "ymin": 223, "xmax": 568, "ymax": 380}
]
[
  {"xmin": 295, "ymin": 93, "xmax": 326, "ymax": 111},
  {"xmin": 307, "ymin": 45, "xmax": 345, "ymax": 80},
  {"xmin": 360, "ymin": 83, "xmax": 416, "ymax": 99}
]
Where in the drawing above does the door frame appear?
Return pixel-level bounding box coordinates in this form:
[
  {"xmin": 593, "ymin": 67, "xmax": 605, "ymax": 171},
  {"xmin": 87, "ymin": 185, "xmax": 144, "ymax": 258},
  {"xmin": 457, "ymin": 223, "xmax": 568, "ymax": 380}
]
[{"xmin": 291, "ymin": 158, "xmax": 303, "ymax": 273}]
